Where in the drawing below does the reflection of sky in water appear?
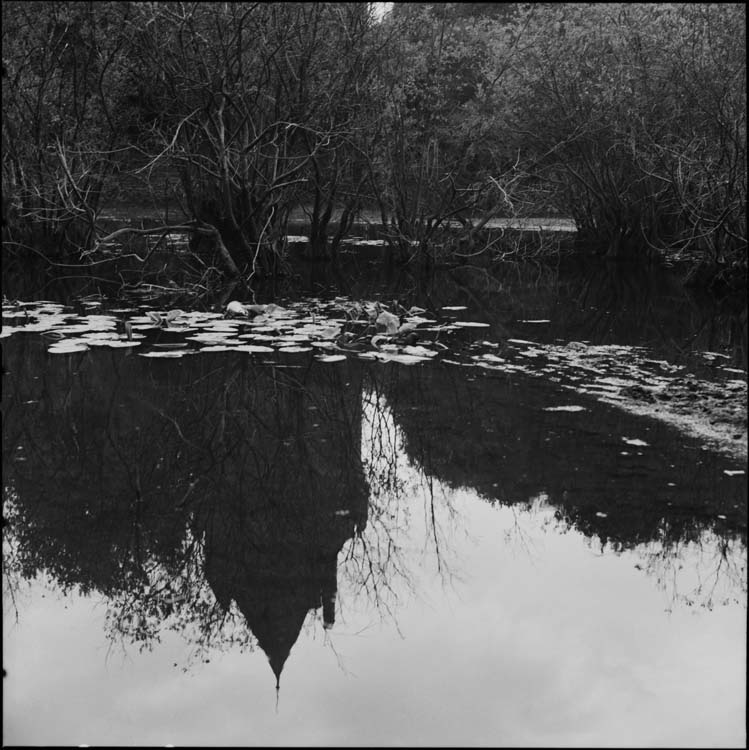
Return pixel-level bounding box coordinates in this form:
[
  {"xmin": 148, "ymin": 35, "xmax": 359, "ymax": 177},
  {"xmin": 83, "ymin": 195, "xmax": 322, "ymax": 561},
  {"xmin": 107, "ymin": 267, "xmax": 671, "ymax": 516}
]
[{"xmin": 3, "ymin": 395, "xmax": 745, "ymax": 746}]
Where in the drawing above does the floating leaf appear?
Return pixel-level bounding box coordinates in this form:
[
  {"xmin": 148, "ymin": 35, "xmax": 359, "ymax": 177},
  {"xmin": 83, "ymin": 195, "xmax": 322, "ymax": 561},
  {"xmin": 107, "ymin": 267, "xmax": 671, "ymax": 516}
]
[
  {"xmin": 276, "ymin": 333, "xmax": 310, "ymax": 343},
  {"xmin": 372, "ymin": 339, "xmax": 398, "ymax": 351},
  {"xmin": 403, "ymin": 315, "xmax": 435, "ymax": 325},
  {"xmin": 236, "ymin": 344, "xmax": 275, "ymax": 353},
  {"xmin": 383, "ymin": 353, "xmax": 427, "ymax": 365},
  {"xmin": 47, "ymin": 341, "xmax": 90, "ymax": 354},
  {"xmin": 724, "ymin": 469, "xmax": 745, "ymax": 476},
  {"xmin": 139, "ymin": 350, "xmax": 191, "ymax": 358},
  {"xmin": 99, "ymin": 340, "xmax": 141, "ymax": 348},
  {"xmin": 303, "ymin": 325, "xmax": 341, "ymax": 340},
  {"xmin": 622, "ymin": 437, "xmax": 649, "ymax": 447},
  {"xmin": 401, "ymin": 345, "xmax": 437, "ymax": 358},
  {"xmin": 441, "ymin": 305, "xmax": 467, "ymax": 311},
  {"xmin": 478, "ymin": 353, "xmax": 504, "ymax": 363},
  {"xmin": 543, "ymin": 405, "xmax": 586, "ymax": 412},
  {"xmin": 85, "ymin": 337, "xmax": 132, "ymax": 347},
  {"xmin": 247, "ymin": 325, "xmax": 277, "ymax": 333},
  {"xmin": 239, "ymin": 333, "xmax": 276, "ymax": 342},
  {"xmin": 187, "ymin": 333, "xmax": 235, "ymax": 343},
  {"xmin": 317, "ymin": 354, "xmax": 347, "ymax": 363},
  {"xmin": 453, "ymin": 321, "xmax": 490, "ymax": 328},
  {"xmin": 418, "ymin": 324, "xmax": 455, "ymax": 333}
]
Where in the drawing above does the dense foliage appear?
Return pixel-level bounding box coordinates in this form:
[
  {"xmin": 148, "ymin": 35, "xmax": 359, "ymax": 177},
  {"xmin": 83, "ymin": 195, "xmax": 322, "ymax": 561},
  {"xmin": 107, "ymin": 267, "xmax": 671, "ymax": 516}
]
[
  {"xmin": 501, "ymin": 4, "xmax": 746, "ymax": 275},
  {"xmin": 2, "ymin": 2, "xmax": 745, "ymax": 286}
]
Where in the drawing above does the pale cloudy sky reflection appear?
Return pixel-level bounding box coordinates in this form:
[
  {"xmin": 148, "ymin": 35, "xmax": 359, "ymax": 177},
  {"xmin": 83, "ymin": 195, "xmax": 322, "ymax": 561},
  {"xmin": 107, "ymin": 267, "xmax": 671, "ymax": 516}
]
[{"xmin": 3, "ymin": 481, "xmax": 746, "ymax": 747}]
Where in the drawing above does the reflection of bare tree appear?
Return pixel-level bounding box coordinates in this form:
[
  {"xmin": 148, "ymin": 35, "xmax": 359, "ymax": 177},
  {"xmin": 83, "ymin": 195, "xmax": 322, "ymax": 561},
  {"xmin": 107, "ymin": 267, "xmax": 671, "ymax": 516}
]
[
  {"xmin": 3, "ymin": 334, "xmax": 467, "ymax": 683},
  {"xmin": 100, "ymin": 528, "xmax": 254, "ymax": 668},
  {"xmin": 632, "ymin": 533, "xmax": 747, "ymax": 613},
  {"xmin": 339, "ymin": 385, "xmax": 414, "ymax": 625},
  {"xmin": 2, "ymin": 489, "xmax": 25, "ymax": 623},
  {"xmin": 337, "ymin": 379, "xmax": 468, "ymax": 630},
  {"xmin": 377, "ymin": 357, "xmax": 747, "ymax": 607},
  {"xmin": 2, "ymin": 337, "xmax": 369, "ymax": 683}
]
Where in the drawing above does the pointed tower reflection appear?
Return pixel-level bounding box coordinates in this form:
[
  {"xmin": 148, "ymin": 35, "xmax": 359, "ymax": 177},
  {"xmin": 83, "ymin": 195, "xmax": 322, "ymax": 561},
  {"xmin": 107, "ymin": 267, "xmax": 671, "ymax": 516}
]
[{"xmin": 195, "ymin": 363, "xmax": 369, "ymax": 686}]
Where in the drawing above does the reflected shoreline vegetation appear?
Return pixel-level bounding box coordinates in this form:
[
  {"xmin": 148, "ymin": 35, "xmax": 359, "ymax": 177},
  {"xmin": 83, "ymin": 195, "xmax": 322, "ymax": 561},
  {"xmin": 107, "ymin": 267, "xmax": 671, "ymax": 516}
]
[{"xmin": 3, "ymin": 257, "xmax": 747, "ymax": 746}]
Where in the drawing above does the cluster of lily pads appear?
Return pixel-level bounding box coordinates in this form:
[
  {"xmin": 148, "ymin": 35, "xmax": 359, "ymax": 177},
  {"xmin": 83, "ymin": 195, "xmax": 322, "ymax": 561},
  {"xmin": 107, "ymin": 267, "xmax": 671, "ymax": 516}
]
[
  {"xmin": 450, "ymin": 335, "xmax": 746, "ymax": 410},
  {"xmin": 3, "ymin": 297, "xmax": 744, "ymax": 404},
  {"xmin": 446, "ymin": 334, "xmax": 747, "ymax": 459},
  {"xmin": 0, "ymin": 297, "xmax": 492, "ymax": 365},
  {"xmin": 2, "ymin": 298, "xmax": 745, "ymax": 390},
  {"xmin": 3, "ymin": 295, "xmax": 746, "ymax": 461},
  {"xmin": 459, "ymin": 336, "xmax": 746, "ymax": 403}
]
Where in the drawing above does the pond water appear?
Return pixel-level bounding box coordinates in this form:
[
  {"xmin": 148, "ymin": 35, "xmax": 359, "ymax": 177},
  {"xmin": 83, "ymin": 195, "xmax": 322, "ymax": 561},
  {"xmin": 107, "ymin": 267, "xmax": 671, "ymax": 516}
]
[{"xmin": 2, "ymin": 255, "xmax": 747, "ymax": 746}]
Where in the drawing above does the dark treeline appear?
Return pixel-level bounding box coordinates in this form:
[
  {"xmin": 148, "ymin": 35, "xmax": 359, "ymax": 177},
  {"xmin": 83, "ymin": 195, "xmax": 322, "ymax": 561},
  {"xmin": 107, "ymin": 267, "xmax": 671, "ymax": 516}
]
[{"xmin": 2, "ymin": 2, "xmax": 746, "ymax": 286}]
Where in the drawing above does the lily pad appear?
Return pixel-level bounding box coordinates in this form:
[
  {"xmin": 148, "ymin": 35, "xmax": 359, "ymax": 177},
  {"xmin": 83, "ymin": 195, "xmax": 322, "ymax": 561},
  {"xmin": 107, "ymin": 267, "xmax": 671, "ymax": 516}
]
[
  {"xmin": 401, "ymin": 345, "xmax": 438, "ymax": 358},
  {"xmin": 47, "ymin": 341, "xmax": 90, "ymax": 354},
  {"xmin": 372, "ymin": 352, "xmax": 428, "ymax": 365},
  {"xmin": 99, "ymin": 340, "xmax": 142, "ymax": 348},
  {"xmin": 139, "ymin": 350, "xmax": 191, "ymax": 358},
  {"xmin": 236, "ymin": 344, "xmax": 275, "ymax": 353}
]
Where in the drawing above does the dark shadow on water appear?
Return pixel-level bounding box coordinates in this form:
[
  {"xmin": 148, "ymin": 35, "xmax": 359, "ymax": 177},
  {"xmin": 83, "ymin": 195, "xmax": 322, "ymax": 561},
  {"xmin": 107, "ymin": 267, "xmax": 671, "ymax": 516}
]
[
  {"xmin": 287, "ymin": 254, "xmax": 747, "ymax": 371},
  {"xmin": 3, "ymin": 339, "xmax": 368, "ymax": 682},
  {"xmin": 376, "ymin": 361, "xmax": 746, "ymax": 550}
]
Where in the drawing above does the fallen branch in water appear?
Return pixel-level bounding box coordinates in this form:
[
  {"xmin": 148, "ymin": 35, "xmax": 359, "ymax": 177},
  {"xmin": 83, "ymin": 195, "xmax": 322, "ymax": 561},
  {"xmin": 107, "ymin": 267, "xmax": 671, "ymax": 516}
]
[{"xmin": 89, "ymin": 221, "xmax": 240, "ymax": 276}]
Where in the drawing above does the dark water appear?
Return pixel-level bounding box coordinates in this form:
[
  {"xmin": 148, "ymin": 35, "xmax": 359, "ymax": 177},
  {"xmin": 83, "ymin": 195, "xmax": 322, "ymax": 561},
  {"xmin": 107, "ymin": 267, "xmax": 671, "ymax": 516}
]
[{"xmin": 3, "ymin": 256, "xmax": 747, "ymax": 746}]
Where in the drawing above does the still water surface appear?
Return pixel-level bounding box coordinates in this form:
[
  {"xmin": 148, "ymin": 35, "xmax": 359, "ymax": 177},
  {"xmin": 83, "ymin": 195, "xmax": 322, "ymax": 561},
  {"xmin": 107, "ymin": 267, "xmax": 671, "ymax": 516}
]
[{"xmin": 3, "ymin": 258, "xmax": 746, "ymax": 746}]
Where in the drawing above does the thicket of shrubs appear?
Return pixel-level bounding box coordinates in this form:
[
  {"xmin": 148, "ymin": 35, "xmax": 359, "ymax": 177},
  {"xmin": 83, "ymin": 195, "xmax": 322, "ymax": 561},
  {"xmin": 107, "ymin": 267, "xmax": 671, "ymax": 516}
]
[{"xmin": 2, "ymin": 2, "xmax": 745, "ymax": 287}]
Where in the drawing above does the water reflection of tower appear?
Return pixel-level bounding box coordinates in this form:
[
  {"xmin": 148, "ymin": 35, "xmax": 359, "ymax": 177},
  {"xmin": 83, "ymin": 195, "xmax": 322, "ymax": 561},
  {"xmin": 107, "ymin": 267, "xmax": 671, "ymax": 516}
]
[{"xmin": 195, "ymin": 364, "xmax": 369, "ymax": 687}]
